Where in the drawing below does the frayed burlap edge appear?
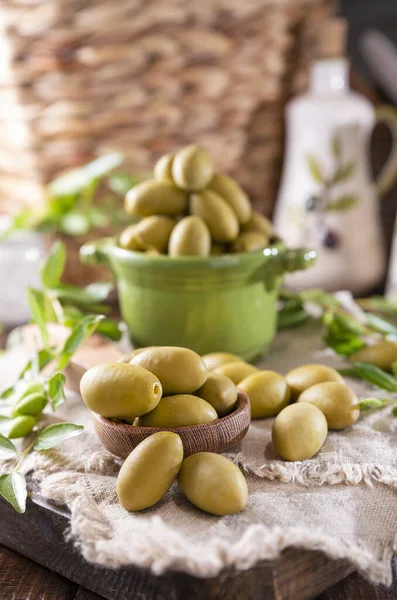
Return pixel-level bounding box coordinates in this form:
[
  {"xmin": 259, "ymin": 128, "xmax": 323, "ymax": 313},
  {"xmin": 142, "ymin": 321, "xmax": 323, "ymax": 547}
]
[{"xmin": 19, "ymin": 448, "xmax": 397, "ymax": 586}]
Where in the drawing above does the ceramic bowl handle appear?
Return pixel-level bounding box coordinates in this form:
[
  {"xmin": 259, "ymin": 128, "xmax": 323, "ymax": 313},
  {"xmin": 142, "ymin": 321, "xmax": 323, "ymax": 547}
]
[
  {"xmin": 280, "ymin": 247, "xmax": 317, "ymax": 272},
  {"xmin": 375, "ymin": 105, "xmax": 397, "ymax": 196},
  {"xmin": 79, "ymin": 238, "xmax": 111, "ymax": 266}
]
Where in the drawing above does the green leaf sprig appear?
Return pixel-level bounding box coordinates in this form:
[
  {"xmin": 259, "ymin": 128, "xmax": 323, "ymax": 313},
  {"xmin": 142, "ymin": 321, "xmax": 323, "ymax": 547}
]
[
  {"xmin": 0, "ymin": 424, "xmax": 83, "ymax": 512},
  {"xmin": 0, "ymin": 242, "xmax": 115, "ymax": 513},
  {"xmin": 28, "ymin": 240, "xmax": 122, "ymax": 342},
  {"xmin": 1, "ymin": 153, "xmax": 141, "ymax": 240},
  {"xmin": 278, "ymin": 289, "xmax": 397, "ymax": 407}
]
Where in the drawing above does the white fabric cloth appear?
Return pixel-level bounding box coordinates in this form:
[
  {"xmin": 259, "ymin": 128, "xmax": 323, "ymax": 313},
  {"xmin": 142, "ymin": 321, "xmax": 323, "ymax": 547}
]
[{"xmin": 1, "ymin": 322, "xmax": 397, "ymax": 584}]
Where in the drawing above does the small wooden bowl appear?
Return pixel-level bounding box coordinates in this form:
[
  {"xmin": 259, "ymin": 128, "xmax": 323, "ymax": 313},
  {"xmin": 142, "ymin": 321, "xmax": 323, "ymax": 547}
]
[{"xmin": 92, "ymin": 391, "xmax": 250, "ymax": 458}]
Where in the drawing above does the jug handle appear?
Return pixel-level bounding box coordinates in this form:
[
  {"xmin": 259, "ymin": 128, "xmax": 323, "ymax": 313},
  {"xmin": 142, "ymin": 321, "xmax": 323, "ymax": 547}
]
[
  {"xmin": 375, "ymin": 105, "xmax": 397, "ymax": 196},
  {"xmin": 80, "ymin": 238, "xmax": 111, "ymax": 266}
]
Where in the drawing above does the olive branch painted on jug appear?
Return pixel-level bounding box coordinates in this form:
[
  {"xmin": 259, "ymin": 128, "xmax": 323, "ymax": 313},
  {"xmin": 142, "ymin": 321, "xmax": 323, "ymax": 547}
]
[{"xmin": 305, "ymin": 132, "xmax": 357, "ymax": 249}]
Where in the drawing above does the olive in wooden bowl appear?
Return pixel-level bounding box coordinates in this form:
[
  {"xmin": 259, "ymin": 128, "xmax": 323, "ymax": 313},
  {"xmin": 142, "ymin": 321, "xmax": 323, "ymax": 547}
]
[{"xmin": 92, "ymin": 391, "xmax": 250, "ymax": 459}]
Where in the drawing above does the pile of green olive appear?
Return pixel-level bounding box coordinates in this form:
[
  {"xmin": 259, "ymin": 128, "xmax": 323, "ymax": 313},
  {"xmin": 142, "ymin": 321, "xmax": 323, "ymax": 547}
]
[
  {"xmin": 203, "ymin": 354, "xmax": 360, "ymax": 462},
  {"xmin": 81, "ymin": 346, "xmax": 363, "ymax": 513},
  {"xmin": 80, "ymin": 346, "xmax": 247, "ymax": 515},
  {"xmin": 119, "ymin": 144, "xmax": 274, "ymax": 256},
  {"xmin": 80, "ymin": 346, "xmax": 239, "ymax": 427},
  {"xmin": 116, "ymin": 432, "xmax": 248, "ymax": 515}
]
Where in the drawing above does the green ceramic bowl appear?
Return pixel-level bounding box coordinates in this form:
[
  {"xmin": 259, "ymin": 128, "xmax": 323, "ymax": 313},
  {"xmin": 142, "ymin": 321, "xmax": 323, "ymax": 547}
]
[{"xmin": 80, "ymin": 238, "xmax": 315, "ymax": 361}]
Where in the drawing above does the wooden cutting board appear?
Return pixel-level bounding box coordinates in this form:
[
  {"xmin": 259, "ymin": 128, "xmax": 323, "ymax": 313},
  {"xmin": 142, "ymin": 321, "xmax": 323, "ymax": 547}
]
[
  {"xmin": 0, "ymin": 489, "xmax": 354, "ymax": 600},
  {"xmin": 0, "ymin": 328, "xmax": 355, "ymax": 600}
]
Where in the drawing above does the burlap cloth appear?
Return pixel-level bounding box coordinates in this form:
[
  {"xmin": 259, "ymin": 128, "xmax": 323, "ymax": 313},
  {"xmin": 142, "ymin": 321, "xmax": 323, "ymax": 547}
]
[{"xmin": 1, "ymin": 322, "xmax": 397, "ymax": 584}]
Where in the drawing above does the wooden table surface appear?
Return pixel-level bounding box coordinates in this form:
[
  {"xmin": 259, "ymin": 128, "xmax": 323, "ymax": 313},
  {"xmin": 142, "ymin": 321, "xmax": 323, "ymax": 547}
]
[{"xmin": 1, "ymin": 544, "xmax": 397, "ymax": 600}]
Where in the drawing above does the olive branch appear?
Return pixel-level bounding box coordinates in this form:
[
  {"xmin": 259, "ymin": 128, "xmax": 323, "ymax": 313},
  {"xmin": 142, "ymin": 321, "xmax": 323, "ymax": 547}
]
[{"xmin": 0, "ymin": 242, "xmax": 119, "ymax": 512}]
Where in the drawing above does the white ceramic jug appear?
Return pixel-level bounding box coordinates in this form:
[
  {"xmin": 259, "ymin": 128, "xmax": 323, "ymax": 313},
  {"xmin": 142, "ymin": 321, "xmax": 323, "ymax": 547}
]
[{"xmin": 274, "ymin": 57, "xmax": 397, "ymax": 294}]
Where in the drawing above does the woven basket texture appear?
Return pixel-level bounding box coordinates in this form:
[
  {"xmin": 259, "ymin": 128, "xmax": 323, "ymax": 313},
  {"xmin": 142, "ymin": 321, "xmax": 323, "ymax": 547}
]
[{"xmin": 1, "ymin": 0, "xmax": 335, "ymax": 218}]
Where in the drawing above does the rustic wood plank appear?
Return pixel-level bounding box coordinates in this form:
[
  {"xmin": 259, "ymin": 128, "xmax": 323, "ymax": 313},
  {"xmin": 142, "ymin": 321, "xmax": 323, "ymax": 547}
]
[
  {"xmin": 75, "ymin": 588, "xmax": 104, "ymax": 600},
  {"xmin": 0, "ymin": 544, "xmax": 78, "ymax": 600},
  {"xmin": 0, "ymin": 491, "xmax": 355, "ymax": 600},
  {"xmin": 316, "ymin": 557, "xmax": 397, "ymax": 600}
]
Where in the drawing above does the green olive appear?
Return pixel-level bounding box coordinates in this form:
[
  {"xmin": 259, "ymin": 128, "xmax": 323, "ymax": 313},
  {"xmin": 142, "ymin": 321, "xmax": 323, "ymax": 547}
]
[
  {"xmin": 172, "ymin": 145, "xmax": 213, "ymax": 191},
  {"xmin": 119, "ymin": 216, "xmax": 175, "ymax": 253},
  {"xmin": 208, "ymin": 173, "xmax": 251, "ymax": 224},
  {"xmin": 349, "ymin": 341, "xmax": 397, "ymax": 372},
  {"xmin": 80, "ymin": 362, "xmax": 162, "ymax": 419},
  {"xmin": 138, "ymin": 394, "xmax": 217, "ymax": 427},
  {"xmin": 178, "ymin": 452, "xmax": 248, "ymax": 515},
  {"xmin": 190, "ymin": 189, "xmax": 239, "ymax": 243},
  {"xmin": 129, "ymin": 346, "xmax": 207, "ymax": 395},
  {"xmin": 231, "ymin": 231, "xmax": 269, "ymax": 253},
  {"xmin": 239, "ymin": 371, "xmax": 290, "ymax": 419},
  {"xmin": 7, "ymin": 415, "xmax": 36, "ymax": 439},
  {"xmin": 154, "ymin": 153, "xmax": 174, "ymax": 181},
  {"xmin": 195, "ymin": 372, "xmax": 238, "ymax": 416},
  {"xmin": 241, "ymin": 211, "xmax": 273, "ymax": 237},
  {"xmin": 202, "ymin": 352, "xmax": 244, "ymax": 371},
  {"xmin": 298, "ymin": 382, "xmax": 360, "ymax": 430},
  {"xmin": 210, "ymin": 242, "xmax": 224, "ymax": 256},
  {"xmin": 12, "ymin": 392, "xmax": 47, "ymax": 418},
  {"xmin": 272, "ymin": 403, "xmax": 328, "ymax": 461},
  {"xmin": 213, "ymin": 361, "xmax": 258, "ymax": 385},
  {"xmin": 168, "ymin": 216, "xmax": 211, "ymax": 257},
  {"xmin": 125, "ymin": 180, "xmax": 187, "ymax": 217},
  {"xmin": 18, "ymin": 382, "xmax": 45, "ymax": 400},
  {"xmin": 116, "ymin": 432, "xmax": 183, "ymax": 511},
  {"xmin": 285, "ymin": 364, "xmax": 344, "ymax": 401}
]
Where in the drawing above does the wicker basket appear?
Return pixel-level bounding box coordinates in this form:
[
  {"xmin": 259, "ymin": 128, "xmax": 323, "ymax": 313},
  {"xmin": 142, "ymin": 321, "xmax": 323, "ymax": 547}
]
[{"xmin": 1, "ymin": 0, "xmax": 335, "ymax": 220}]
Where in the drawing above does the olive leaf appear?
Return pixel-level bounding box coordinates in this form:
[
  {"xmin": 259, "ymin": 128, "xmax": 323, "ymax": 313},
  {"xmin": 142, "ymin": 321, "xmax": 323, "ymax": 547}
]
[
  {"xmin": 359, "ymin": 397, "xmax": 390, "ymax": 411},
  {"xmin": 0, "ymin": 434, "xmax": 17, "ymax": 459},
  {"xmin": 365, "ymin": 313, "xmax": 397, "ymax": 337},
  {"xmin": 306, "ymin": 155, "xmax": 324, "ymax": 184},
  {"xmin": 46, "ymin": 373, "xmax": 66, "ymax": 411},
  {"xmin": 337, "ymin": 367, "xmax": 361, "ymax": 378},
  {"xmin": 333, "ymin": 161, "xmax": 355, "ymax": 183},
  {"xmin": 324, "ymin": 336, "xmax": 365, "ymax": 356},
  {"xmin": 60, "ymin": 212, "xmax": 91, "ymax": 236},
  {"xmin": 392, "ymin": 406, "xmax": 397, "ymax": 417},
  {"xmin": 359, "ymin": 296, "xmax": 397, "ymax": 315},
  {"xmin": 40, "ymin": 241, "xmax": 66, "ymax": 289},
  {"xmin": 331, "ymin": 313, "xmax": 365, "ymax": 336},
  {"xmin": 87, "ymin": 206, "xmax": 108, "ymax": 229},
  {"xmin": 331, "ymin": 133, "xmax": 341, "ymax": 159},
  {"xmin": 350, "ymin": 362, "xmax": 397, "ymax": 392},
  {"xmin": 26, "ymin": 288, "xmax": 49, "ymax": 348},
  {"xmin": 323, "ymin": 315, "xmax": 366, "ymax": 356},
  {"xmin": 108, "ymin": 173, "xmax": 139, "ymax": 196},
  {"xmin": 325, "ymin": 196, "xmax": 357, "ymax": 212},
  {"xmin": 57, "ymin": 314, "xmax": 104, "ymax": 370},
  {"xmin": 278, "ymin": 307, "xmax": 309, "ymax": 329},
  {"xmin": 0, "ymin": 386, "xmax": 15, "ymax": 400},
  {"xmin": 34, "ymin": 423, "xmax": 84, "ymax": 451},
  {"xmin": 49, "ymin": 152, "xmax": 123, "ymax": 198},
  {"xmin": 95, "ymin": 318, "xmax": 122, "ymax": 341},
  {"xmin": 392, "ymin": 362, "xmax": 397, "ymax": 376},
  {"xmin": 0, "ymin": 472, "xmax": 27, "ymax": 513},
  {"xmin": 49, "ymin": 283, "xmax": 113, "ymax": 308}
]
